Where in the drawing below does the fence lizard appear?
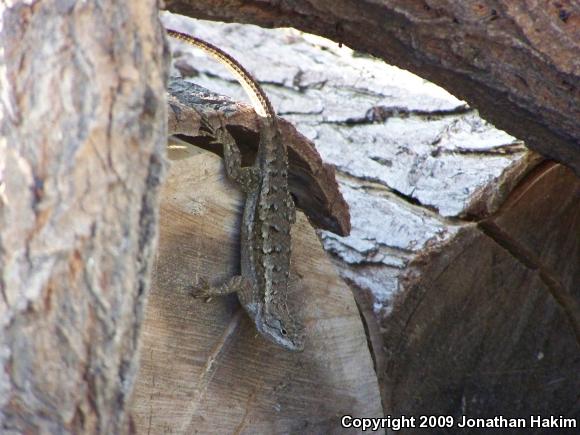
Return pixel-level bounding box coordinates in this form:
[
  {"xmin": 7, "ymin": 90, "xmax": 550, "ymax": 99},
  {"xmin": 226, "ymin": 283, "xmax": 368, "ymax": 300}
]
[{"xmin": 167, "ymin": 29, "xmax": 304, "ymax": 351}]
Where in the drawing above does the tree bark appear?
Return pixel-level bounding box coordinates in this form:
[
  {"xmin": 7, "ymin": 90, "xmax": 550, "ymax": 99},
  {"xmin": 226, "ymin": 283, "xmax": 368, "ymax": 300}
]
[
  {"xmin": 161, "ymin": 17, "xmax": 579, "ymax": 425},
  {"xmin": 0, "ymin": 2, "xmax": 166, "ymax": 432},
  {"xmin": 167, "ymin": 79, "xmax": 350, "ymax": 236},
  {"xmin": 165, "ymin": 0, "xmax": 580, "ymax": 175}
]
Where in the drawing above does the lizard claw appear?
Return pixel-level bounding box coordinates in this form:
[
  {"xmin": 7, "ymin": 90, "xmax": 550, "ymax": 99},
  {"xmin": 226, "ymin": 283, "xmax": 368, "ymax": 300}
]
[
  {"xmin": 191, "ymin": 275, "xmax": 212, "ymax": 301},
  {"xmin": 198, "ymin": 116, "xmax": 215, "ymax": 137},
  {"xmin": 198, "ymin": 117, "xmax": 234, "ymax": 151}
]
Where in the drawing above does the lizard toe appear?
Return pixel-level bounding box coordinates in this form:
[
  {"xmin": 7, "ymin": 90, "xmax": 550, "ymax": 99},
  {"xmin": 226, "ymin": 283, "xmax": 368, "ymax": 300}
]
[{"xmin": 191, "ymin": 276, "xmax": 212, "ymax": 299}]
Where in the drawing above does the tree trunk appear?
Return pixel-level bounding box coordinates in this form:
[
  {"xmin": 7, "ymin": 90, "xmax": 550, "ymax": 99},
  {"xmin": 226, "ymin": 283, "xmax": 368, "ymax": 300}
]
[
  {"xmin": 0, "ymin": 2, "xmax": 166, "ymax": 432},
  {"xmin": 165, "ymin": 0, "xmax": 580, "ymax": 175}
]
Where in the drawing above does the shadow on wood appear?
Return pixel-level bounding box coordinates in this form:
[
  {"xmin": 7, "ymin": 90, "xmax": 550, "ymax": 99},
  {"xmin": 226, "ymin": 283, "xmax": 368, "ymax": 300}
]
[
  {"xmin": 380, "ymin": 163, "xmax": 580, "ymax": 431},
  {"xmin": 129, "ymin": 145, "xmax": 381, "ymax": 433}
]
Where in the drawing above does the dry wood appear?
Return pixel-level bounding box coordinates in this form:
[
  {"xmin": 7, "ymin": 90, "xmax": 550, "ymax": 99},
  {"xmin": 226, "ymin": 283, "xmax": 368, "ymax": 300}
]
[
  {"xmin": 0, "ymin": 1, "xmax": 166, "ymax": 432},
  {"xmin": 129, "ymin": 147, "xmax": 382, "ymax": 434},
  {"xmin": 381, "ymin": 163, "xmax": 580, "ymax": 430},
  {"xmin": 164, "ymin": 18, "xmax": 580, "ymax": 423},
  {"xmin": 168, "ymin": 78, "xmax": 351, "ymax": 236},
  {"xmin": 165, "ymin": 0, "xmax": 580, "ymax": 175}
]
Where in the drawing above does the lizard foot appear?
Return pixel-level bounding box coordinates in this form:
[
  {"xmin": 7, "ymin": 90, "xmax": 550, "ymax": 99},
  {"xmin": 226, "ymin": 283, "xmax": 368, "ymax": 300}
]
[{"xmin": 190, "ymin": 275, "xmax": 213, "ymax": 301}]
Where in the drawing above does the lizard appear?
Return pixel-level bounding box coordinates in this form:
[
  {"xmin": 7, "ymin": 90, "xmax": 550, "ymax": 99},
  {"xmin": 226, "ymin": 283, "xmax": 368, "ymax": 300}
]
[{"xmin": 166, "ymin": 29, "xmax": 304, "ymax": 351}]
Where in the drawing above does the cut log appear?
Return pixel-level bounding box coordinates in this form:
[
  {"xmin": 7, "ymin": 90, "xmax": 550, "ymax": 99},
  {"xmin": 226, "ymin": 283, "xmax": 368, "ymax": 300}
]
[
  {"xmin": 382, "ymin": 163, "xmax": 580, "ymax": 430},
  {"xmin": 129, "ymin": 147, "xmax": 382, "ymax": 433},
  {"xmin": 164, "ymin": 0, "xmax": 580, "ymax": 175},
  {"xmin": 168, "ymin": 78, "xmax": 351, "ymax": 236},
  {"xmin": 160, "ymin": 17, "xmax": 580, "ymax": 424}
]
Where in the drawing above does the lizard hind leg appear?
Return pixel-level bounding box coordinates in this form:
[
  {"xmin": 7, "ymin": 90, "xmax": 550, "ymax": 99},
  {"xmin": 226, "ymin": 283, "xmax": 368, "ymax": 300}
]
[
  {"xmin": 197, "ymin": 115, "xmax": 260, "ymax": 192},
  {"xmin": 218, "ymin": 127, "xmax": 260, "ymax": 192}
]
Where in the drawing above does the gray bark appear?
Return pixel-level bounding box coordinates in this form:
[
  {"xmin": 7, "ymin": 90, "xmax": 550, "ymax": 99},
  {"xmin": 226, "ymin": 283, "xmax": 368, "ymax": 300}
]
[
  {"xmin": 0, "ymin": 2, "xmax": 167, "ymax": 433},
  {"xmin": 165, "ymin": 0, "xmax": 580, "ymax": 175},
  {"xmin": 161, "ymin": 16, "xmax": 579, "ymax": 425}
]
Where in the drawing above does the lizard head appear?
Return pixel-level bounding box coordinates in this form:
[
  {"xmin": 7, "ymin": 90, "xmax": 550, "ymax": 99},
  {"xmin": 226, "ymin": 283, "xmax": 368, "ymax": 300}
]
[{"xmin": 259, "ymin": 306, "xmax": 304, "ymax": 352}]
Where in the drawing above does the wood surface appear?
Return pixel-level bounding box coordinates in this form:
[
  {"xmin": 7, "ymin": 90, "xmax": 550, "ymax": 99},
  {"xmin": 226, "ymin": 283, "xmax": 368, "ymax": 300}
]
[
  {"xmin": 381, "ymin": 163, "xmax": 580, "ymax": 432},
  {"xmin": 168, "ymin": 78, "xmax": 351, "ymax": 236},
  {"xmin": 3, "ymin": 2, "xmax": 577, "ymax": 431},
  {"xmin": 162, "ymin": 16, "xmax": 579, "ymax": 423},
  {"xmin": 165, "ymin": 0, "xmax": 580, "ymax": 175},
  {"xmin": 130, "ymin": 146, "xmax": 382, "ymax": 434},
  {"xmin": 0, "ymin": 1, "xmax": 166, "ymax": 432}
]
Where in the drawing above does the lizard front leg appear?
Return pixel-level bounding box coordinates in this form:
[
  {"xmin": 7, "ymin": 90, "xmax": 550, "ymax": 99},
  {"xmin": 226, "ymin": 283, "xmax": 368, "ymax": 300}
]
[
  {"xmin": 192, "ymin": 275, "xmax": 253, "ymax": 298},
  {"xmin": 192, "ymin": 274, "xmax": 261, "ymax": 317}
]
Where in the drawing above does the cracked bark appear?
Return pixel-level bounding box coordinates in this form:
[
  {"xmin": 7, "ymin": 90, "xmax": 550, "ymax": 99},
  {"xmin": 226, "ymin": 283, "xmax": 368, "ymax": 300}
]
[
  {"xmin": 158, "ymin": 18, "xmax": 578, "ymax": 424},
  {"xmin": 0, "ymin": 2, "xmax": 166, "ymax": 433},
  {"xmin": 380, "ymin": 163, "xmax": 580, "ymax": 428},
  {"xmin": 165, "ymin": 0, "xmax": 580, "ymax": 176}
]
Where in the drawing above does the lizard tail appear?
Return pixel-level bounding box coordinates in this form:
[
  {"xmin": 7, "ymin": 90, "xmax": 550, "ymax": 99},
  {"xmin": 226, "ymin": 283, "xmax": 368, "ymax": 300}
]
[{"xmin": 166, "ymin": 29, "xmax": 275, "ymax": 120}]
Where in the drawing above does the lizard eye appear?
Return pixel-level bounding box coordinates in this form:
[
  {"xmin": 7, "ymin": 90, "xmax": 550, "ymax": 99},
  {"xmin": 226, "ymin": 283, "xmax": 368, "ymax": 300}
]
[{"xmin": 281, "ymin": 328, "xmax": 287, "ymax": 336}]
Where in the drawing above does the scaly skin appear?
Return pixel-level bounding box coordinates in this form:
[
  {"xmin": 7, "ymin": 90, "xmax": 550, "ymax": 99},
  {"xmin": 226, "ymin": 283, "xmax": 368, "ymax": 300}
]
[{"xmin": 167, "ymin": 29, "xmax": 304, "ymax": 351}]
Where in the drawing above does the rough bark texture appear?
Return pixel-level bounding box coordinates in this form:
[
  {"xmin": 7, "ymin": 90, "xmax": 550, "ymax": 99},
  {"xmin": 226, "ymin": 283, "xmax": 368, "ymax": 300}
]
[
  {"xmin": 168, "ymin": 79, "xmax": 350, "ymax": 236},
  {"xmin": 129, "ymin": 148, "xmax": 382, "ymax": 433},
  {"xmin": 165, "ymin": 0, "xmax": 580, "ymax": 175},
  {"xmin": 0, "ymin": 2, "xmax": 167, "ymax": 433},
  {"xmin": 159, "ymin": 17, "xmax": 579, "ymax": 424},
  {"xmin": 383, "ymin": 163, "xmax": 580, "ymax": 431}
]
